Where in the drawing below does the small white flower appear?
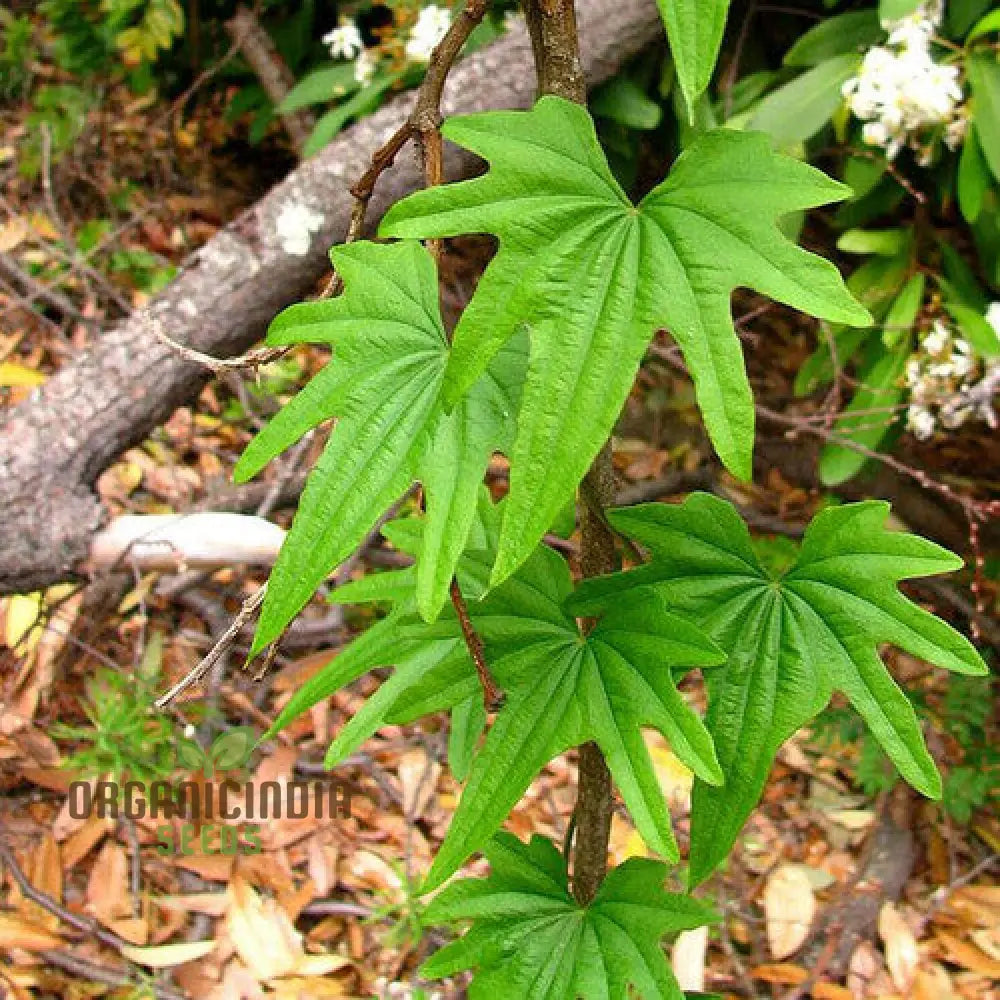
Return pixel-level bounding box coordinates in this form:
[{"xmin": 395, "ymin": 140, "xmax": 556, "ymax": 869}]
[
  {"xmin": 928, "ymin": 359, "xmax": 956, "ymax": 377},
  {"xmin": 922, "ymin": 321, "xmax": 950, "ymax": 356},
  {"xmin": 406, "ymin": 5, "xmax": 451, "ymax": 63},
  {"xmin": 183, "ymin": 723, "xmax": 197, "ymax": 740},
  {"xmin": 940, "ymin": 402, "xmax": 973, "ymax": 429},
  {"xmin": 354, "ymin": 47, "xmax": 376, "ymax": 84},
  {"xmin": 945, "ymin": 114, "xmax": 969, "ymax": 150},
  {"xmin": 276, "ymin": 202, "xmax": 324, "ymax": 257},
  {"xmin": 323, "ymin": 20, "xmax": 363, "ymax": 60},
  {"xmin": 862, "ymin": 121, "xmax": 891, "ymax": 148},
  {"xmin": 906, "ymin": 404, "xmax": 936, "ymax": 439}
]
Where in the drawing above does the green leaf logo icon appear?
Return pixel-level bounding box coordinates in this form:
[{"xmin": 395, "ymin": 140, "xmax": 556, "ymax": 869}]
[{"xmin": 209, "ymin": 727, "xmax": 257, "ymax": 772}]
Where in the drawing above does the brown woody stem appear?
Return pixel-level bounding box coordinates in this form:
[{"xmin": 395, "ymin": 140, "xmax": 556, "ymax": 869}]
[{"xmin": 521, "ymin": 0, "xmax": 615, "ymax": 906}]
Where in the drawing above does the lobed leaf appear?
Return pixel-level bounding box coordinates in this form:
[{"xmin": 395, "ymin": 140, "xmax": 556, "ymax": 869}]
[
  {"xmin": 381, "ymin": 97, "xmax": 869, "ymax": 586},
  {"xmin": 568, "ymin": 493, "xmax": 987, "ymax": 885},
  {"xmin": 237, "ymin": 240, "xmax": 522, "ymax": 652},
  {"xmin": 422, "ymin": 832, "xmax": 718, "ymax": 1000}
]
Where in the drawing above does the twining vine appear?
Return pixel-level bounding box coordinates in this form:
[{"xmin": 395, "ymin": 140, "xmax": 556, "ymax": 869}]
[{"xmin": 200, "ymin": 1, "xmax": 991, "ymax": 997}]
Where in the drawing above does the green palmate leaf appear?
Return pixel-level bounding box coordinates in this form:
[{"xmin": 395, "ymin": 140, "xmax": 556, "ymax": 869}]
[
  {"xmin": 236, "ymin": 240, "xmax": 523, "ymax": 652},
  {"xmin": 381, "ymin": 97, "xmax": 869, "ymax": 585},
  {"xmin": 654, "ymin": 0, "xmax": 731, "ymax": 114},
  {"xmin": 422, "ymin": 833, "xmax": 718, "ymax": 1000},
  {"xmin": 262, "ymin": 491, "xmax": 503, "ymax": 770},
  {"xmin": 422, "ymin": 541, "xmax": 724, "ymax": 892},
  {"xmin": 568, "ymin": 494, "xmax": 988, "ymax": 885}
]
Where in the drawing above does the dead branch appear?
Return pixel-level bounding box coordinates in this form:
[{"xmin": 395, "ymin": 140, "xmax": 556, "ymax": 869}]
[{"xmin": 224, "ymin": 5, "xmax": 316, "ymax": 152}]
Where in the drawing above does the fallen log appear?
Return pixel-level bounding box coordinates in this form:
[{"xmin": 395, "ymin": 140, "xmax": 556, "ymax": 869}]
[{"xmin": 0, "ymin": 0, "xmax": 663, "ymax": 595}]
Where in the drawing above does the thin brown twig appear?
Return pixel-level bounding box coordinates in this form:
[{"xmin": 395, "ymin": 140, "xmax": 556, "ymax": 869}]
[
  {"xmin": 39, "ymin": 950, "xmax": 186, "ymax": 1000},
  {"xmin": 450, "ymin": 578, "xmax": 504, "ymax": 711},
  {"xmin": 0, "ymin": 842, "xmax": 113, "ymax": 949},
  {"xmin": 152, "ymin": 317, "xmax": 290, "ymax": 373},
  {"xmin": 154, "ymin": 584, "xmax": 266, "ymax": 707}
]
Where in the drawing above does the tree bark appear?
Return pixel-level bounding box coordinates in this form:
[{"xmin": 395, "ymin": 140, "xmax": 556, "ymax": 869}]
[{"xmin": 0, "ymin": 0, "xmax": 662, "ymax": 596}]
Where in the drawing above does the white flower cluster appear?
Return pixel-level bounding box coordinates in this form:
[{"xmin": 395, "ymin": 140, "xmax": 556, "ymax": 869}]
[
  {"xmin": 321, "ymin": 5, "xmax": 452, "ymax": 87},
  {"xmin": 405, "ymin": 5, "xmax": 452, "ymax": 63},
  {"xmin": 322, "ymin": 17, "xmax": 377, "ymax": 84},
  {"xmin": 323, "ymin": 21, "xmax": 363, "ymax": 61},
  {"xmin": 904, "ymin": 307, "xmax": 1000, "ymax": 439},
  {"xmin": 842, "ymin": 0, "xmax": 967, "ymax": 163}
]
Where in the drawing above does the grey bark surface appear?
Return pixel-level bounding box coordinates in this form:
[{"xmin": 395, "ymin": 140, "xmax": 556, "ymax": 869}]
[{"xmin": 0, "ymin": 0, "xmax": 662, "ymax": 595}]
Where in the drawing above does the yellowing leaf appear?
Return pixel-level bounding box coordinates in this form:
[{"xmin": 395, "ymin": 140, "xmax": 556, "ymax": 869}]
[
  {"xmin": 119, "ymin": 940, "xmax": 216, "ymax": 968},
  {"xmin": 0, "ymin": 363, "xmax": 45, "ymax": 389},
  {"xmin": 4, "ymin": 593, "xmax": 41, "ymax": 649}
]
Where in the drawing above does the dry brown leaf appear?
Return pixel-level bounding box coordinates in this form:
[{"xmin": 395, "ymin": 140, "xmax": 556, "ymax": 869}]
[
  {"xmin": 914, "ymin": 962, "xmax": 961, "ymax": 1000},
  {"xmin": 57, "ymin": 811, "xmax": 112, "ymax": 864},
  {"xmin": 878, "ymin": 902, "xmax": 919, "ymax": 994},
  {"xmin": 17, "ymin": 767, "xmax": 74, "ymax": 794},
  {"xmin": 0, "ymin": 961, "xmax": 35, "ymax": 1000},
  {"xmin": 847, "ymin": 940, "xmax": 892, "ymax": 999},
  {"xmin": 278, "ymin": 878, "xmax": 317, "ymax": 923},
  {"xmin": 23, "ymin": 834, "xmax": 61, "ymax": 931},
  {"xmin": 812, "ymin": 985, "xmax": 854, "ymax": 1000},
  {"xmin": 120, "ymin": 940, "xmax": 216, "ymax": 968},
  {"xmin": 109, "ymin": 916, "xmax": 148, "ymax": 946},
  {"xmin": 341, "ymin": 850, "xmax": 404, "ymax": 905},
  {"xmin": 306, "ymin": 834, "xmax": 339, "ymax": 897},
  {"xmin": 0, "ymin": 215, "xmax": 28, "ymax": 251},
  {"xmin": 764, "ymin": 864, "xmax": 816, "ymax": 960},
  {"xmin": 154, "ymin": 893, "xmax": 229, "ymax": 917},
  {"xmin": 175, "ymin": 853, "xmax": 236, "ymax": 881},
  {"xmin": 0, "ymin": 914, "xmax": 62, "ymax": 952},
  {"xmin": 226, "ymin": 876, "xmax": 303, "ymax": 981},
  {"xmin": 970, "ymin": 926, "xmax": 1000, "ymax": 962},
  {"xmin": 268, "ymin": 974, "xmax": 351, "ymax": 998},
  {"xmin": 224, "ymin": 875, "xmax": 345, "ymax": 983},
  {"xmin": 750, "ymin": 962, "xmax": 809, "ymax": 985},
  {"xmin": 397, "ymin": 749, "xmax": 441, "ymax": 821},
  {"xmin": 935, "ymin": 931, "xmax": 1000, "ymax": 977},
  {"xmin": 86, "ymin": 842, "xmax": 132, "ymax": 925}
]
